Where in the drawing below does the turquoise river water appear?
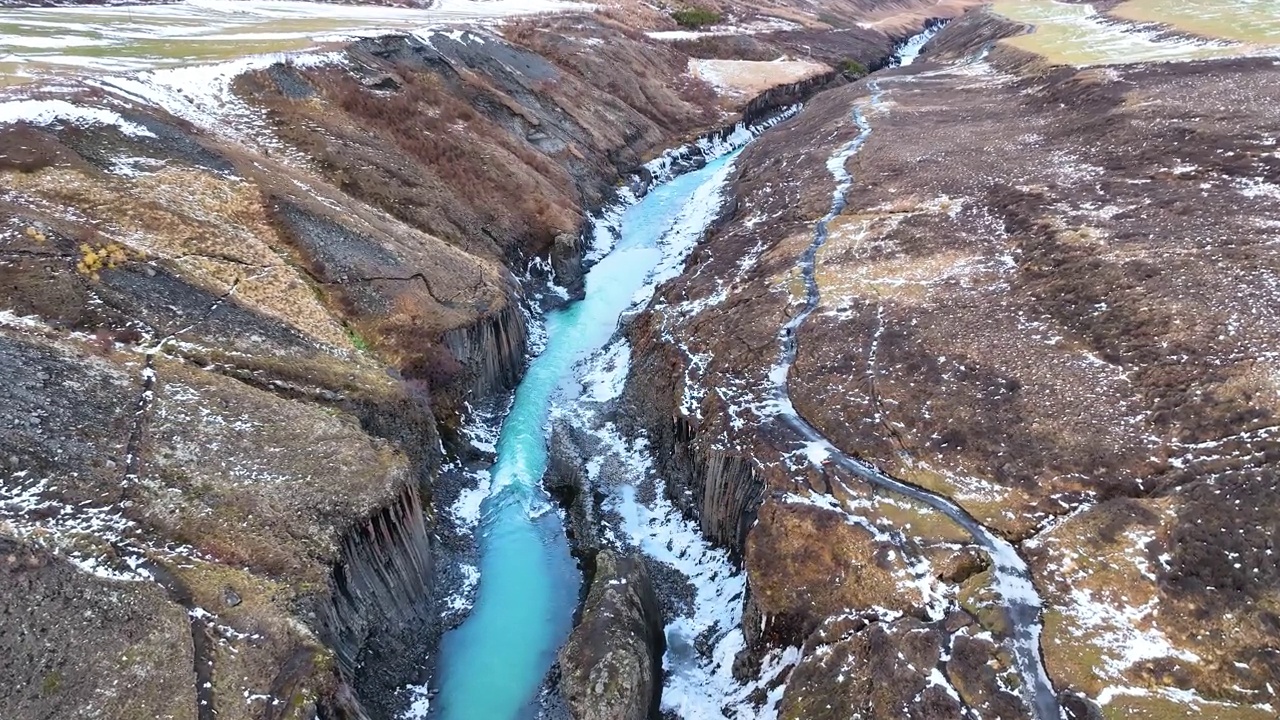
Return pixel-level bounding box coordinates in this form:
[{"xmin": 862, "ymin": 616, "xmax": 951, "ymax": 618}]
[{"xmin": 431, "ymin": 149, "xmax": 744, "ymax": 719}]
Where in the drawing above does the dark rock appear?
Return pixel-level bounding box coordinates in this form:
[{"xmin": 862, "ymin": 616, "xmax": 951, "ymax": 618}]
[
  {"xmin": 317, "ymin": 486, "xmax": 437, "ymax": 720},
  {"xmin": 731, "ymin": 645, "xmax": 759, "ymax": 682},
  {"xmin": 441, "ymin": 290, "xmax": 529, "ymax": 401},
  {"xmin": 361, "ymin": 73, "xmax": 402, "ymax": 91},
  {"xmin": 644, "ymin": 558, "xmax": 696, "ymax": 620},
  {"xmin": 265, "ymin": 63, "xmax": 317, "ymax": 99},
  {"xmin": 544, "ymin": 424, "xmax": 599, "ymax": 560},
  {"xmin": 947, "ymin": 631, "xmax": 1029, "ymax": 719},
  {"xmin": 1059, "ymin": 690, "xmax": 1104, "ymax": 720},
  {"xmin": 0, "ymin": 537, "xmax": 193, "ymax": 720},
  {"xmin": 550, "ymin": 232, "xmax": 586, "ymax": 301},
  {"xmin": 943, "ymin": 609, "xmax": 974, "ymax": 633},
  {"xmin": 937, "ymin": 546, "xmax": 991, "ymax": 584},
  {"xmin": 558, "ymin": 551, "xmax": 664, "ymax": 720}
]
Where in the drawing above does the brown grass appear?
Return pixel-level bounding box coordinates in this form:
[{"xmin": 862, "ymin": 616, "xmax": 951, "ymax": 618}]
[
  {"xmin": 0, "ymin": 166, "xmax": 350, "ymax": 347},
  {"xmin": 288, "ymin": 64, "xmax": 580, "ymax": 255}
]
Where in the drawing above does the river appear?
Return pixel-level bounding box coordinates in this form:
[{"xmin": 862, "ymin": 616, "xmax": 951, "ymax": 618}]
[
  {"xmin": 429, "ymin": 148, "xmax": 746, "ymax": 719},
  {"xmin": 432, "ymin": 24, "xmax": 1061, "ymax": 720}
]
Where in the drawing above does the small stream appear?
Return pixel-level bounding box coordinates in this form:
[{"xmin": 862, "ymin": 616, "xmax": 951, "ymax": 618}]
[
  {"xmin": 768, "ymin": 29, "xmax": 1064, "ymax": 720},
  {"xmin": 430, "ymin": 149, "xmax": 747, "ymax": 719}
]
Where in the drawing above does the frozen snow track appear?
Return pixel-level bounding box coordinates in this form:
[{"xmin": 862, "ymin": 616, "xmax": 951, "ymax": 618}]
[{"xmin": 765, "ymin": 34, "xmax": 1065, "ymax": 720}]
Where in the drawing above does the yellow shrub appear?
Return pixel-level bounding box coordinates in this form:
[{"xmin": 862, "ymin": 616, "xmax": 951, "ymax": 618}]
[{"xmin": 76, "ymin": 241, "xmax": 130, "ymax": 280}]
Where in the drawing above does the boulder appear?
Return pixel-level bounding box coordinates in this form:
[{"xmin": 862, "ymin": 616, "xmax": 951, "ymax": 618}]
[{"xmin": 558, "ymin": 551, "xmax": 665, "ymax": 720}]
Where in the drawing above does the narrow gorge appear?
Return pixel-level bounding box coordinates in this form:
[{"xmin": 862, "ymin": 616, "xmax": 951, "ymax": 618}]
[{"xmin": 2, "ymin": 2, "xmax": 1279, "ymax": 720}]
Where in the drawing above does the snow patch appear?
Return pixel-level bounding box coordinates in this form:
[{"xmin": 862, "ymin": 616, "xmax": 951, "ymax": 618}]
[{"xmin": 0, "ymin": 98, "xmax": 155, "ymax": 136}]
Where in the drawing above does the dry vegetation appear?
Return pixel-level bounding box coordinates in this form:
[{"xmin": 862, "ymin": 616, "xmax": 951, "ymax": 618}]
[
  {"xmin": 0, "ymin": 164, "xmax": 351, "ymax": 348},
  {"xmin": 265, "ymin": 64, "xmax": 577, "ymax": 260},
  {"xmin": 747, "ymin": 499, "xmax": 926, "ymax": 643},
  {"xmin": 626, "ymin": 11, "xmax": 1280, "ymax": 716}
]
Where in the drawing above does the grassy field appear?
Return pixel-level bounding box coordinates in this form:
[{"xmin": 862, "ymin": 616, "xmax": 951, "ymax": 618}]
[
  {"xmin": 0, "ymin": 0, "xmax": 584, "ymax": 83},
  {"xmin": 990, "ymin": 0, "xmax": 1271, "ymax": 66},
  {"xmin": 1113, "ymin": 0, "xmax": 1280, "ymax": 45}
]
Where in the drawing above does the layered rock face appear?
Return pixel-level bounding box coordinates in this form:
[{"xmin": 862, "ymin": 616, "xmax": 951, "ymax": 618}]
[
  {"xmin": 557, "ymin": 551, "xmax": 665, "ymax": 720},
  {"xmin": 0, "ymin": 314, "xmax": 427, "ymax": 720},
  {"xmin": 621, "ymin": 6, "xmax": 1280, "ymax": 720}
]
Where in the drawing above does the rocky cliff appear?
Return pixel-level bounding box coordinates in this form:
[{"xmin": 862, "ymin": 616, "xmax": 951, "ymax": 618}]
[
  {"xmin": 557, "ymin": 551, "xmax": 665, "ymax": 720},
  {"xmin": 316, "ymin": 486, "xmax": 435, "ymax": 718}
]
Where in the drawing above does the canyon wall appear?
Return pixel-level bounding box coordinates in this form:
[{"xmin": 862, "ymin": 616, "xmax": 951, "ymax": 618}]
[{"xmin": 0, "ymin": 7, "xmax": 932, "ymax": 719}]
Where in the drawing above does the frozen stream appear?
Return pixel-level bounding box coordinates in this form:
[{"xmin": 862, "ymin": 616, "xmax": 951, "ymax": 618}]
[{"xmin": 767, "ymin": 28, "xmax": 1064, "ymax": 720}]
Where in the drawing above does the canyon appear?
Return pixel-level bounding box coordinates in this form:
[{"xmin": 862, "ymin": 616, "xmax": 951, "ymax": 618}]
[{"xmin": 1, "ymin": 2, "xmax": 1278, "ymax": 720}]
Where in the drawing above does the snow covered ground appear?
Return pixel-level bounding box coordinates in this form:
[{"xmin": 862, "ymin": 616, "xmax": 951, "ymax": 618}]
[
  {"xmin": 991, "ymin": 0, "xmax": 1279, "ymax": 65},
  {"xmin": 0, "ymin": 0, "xmax": 589, "ymax": 81},
  {"xmin": 0, "ymin": 96, "xmax": 155, "ymax": 134},
  {"xmin": 690, "ymin": 57, "xmax": 828, "ymax": 99}
]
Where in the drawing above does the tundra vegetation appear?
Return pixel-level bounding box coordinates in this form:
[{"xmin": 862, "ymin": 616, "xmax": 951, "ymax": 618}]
[{"xmin": 1, "ymin": 1, "xmax": 1277, "ymax": 720}]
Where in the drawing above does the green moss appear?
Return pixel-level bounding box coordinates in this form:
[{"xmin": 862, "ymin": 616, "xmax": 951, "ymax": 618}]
[
  {"xmin": 670, "ymin": 7, "xmax": 722, "ymax": 28},
  {"xmin": 41, "ymin": 671, "xmax": 62, "ymax": 696},
  {"xmin": 839, "ymin": 59, "xmax": 868, "ymax": 77},
  {"xmin": 958, "ymin": 569, "xmax": 1012, "ymax": 636},
  {"xmin": 991, "ymin": 0, "xmax": 1244, "ymax": 65},
  {"xmin": 312, "ymin": 648, "xmax": 337, "ymax": 675},
  {"xmin": 1113, "ymin": 0, "xmax": 1280, "ymax": 45},
  {"xmin": 344, "ymin": 325, "xmax": 371, "ymax": 352},
  {"xmin": 1041, "ymin": 608, "xmax": 1107, "ymax": 693}
]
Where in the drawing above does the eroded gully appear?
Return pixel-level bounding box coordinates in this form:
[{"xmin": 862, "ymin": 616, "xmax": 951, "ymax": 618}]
[{"xmin": 767, "ymin": 38, "xmax": 1064, "ymax": 720}]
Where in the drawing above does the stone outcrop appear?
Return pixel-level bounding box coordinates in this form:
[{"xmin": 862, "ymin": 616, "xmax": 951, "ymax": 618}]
[
  {"xmin": 777, "ymin": 615, "xmax": 965, "ymax": 720},
  {"xmin": 619, "ymin": 368, "xmax": 766, "ymax": 564},
  {"xmin": 441, "ymin": 290, "xmax": 529, "ymax": 401},
  {"xmin": 544, "ymin": 424, "xmax": 602, "ymax": 561},
  {"xmin": 0, "ymin": 537, "xmax": 195, "ymax": 720},
  {"xmin": 739, "ymin": 70, "xmax": 843, "ymax": 127},
  {"xmin": 549, "ymin": 231, "xmax": 588, "ymax": 300},
  {"xmin": 557, "ymin": 551, "xmax": 665, "ymax": 720},
  {"xmin": 316, "ymin": 486, "xmax": 435, "ymax": 718}
]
